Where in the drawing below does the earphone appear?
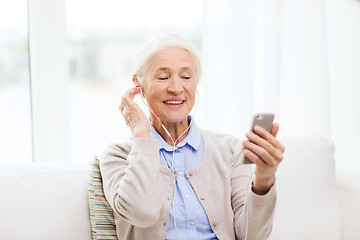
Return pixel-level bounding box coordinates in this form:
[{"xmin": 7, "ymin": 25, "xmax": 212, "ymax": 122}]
[
  {"xmin": 138, "ymin": 83, "xmax": 252, "ymax": 240},
  {"xmin": 138, "ymin": 85, "xmax": 199, "ymax": 143},
  {"xmin": 138, "ymin": 84, "xmax": 200, "ymax": 240},
  {"xmin": 138, "ymin": 84, "xmax": 251, "ymax": 239}
]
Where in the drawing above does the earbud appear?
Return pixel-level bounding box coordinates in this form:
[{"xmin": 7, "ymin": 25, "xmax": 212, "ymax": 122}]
[
  {"xmin": 138, "ymin": 85, "xmax": 145, "ymax": 98},
  {"xmin": 133, "ymin": 76, "xmax": 143, "ymax": 96}
]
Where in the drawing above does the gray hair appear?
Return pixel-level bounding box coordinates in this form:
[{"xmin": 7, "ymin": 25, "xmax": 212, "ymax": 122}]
[{"xmin": 132, "ymin": 33, "xmax": 202, "ymax": 85}]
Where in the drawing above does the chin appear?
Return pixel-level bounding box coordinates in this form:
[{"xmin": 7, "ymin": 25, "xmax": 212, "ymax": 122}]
[{"xmin": 160, "ymin": 113, "xmax": 190, "ymax": 124}]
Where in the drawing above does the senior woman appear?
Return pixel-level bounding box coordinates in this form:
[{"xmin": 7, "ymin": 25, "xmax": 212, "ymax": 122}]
[{"xmin": 100, "ymin": 33, "xmax": 284, "ymax": 240}]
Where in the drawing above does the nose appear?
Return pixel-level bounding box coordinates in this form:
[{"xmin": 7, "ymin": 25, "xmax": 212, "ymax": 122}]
[{"xmin": 167, "ymin": 77, "xmax": 183, "ymax": 94}]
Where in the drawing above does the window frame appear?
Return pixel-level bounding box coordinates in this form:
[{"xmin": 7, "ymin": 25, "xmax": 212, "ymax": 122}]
[{"xmin": 28, "ymin": 0, "xmax": 70, "ymax": 162}]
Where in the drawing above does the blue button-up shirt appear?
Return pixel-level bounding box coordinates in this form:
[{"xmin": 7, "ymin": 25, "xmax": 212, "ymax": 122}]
[{"xmin": 150, "ymin": 117, "xmax": 218, "ymax": 240}]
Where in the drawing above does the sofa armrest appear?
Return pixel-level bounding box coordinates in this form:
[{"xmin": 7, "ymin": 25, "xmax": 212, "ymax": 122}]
[
  {"xmin": 269, "ymin": 136, "xmax": 341, "ymax": 240},
  {"xmin": 0, "ymin": 162, "xmax": 92, "ymax": 240},
  {"xmin": 336, "ymin": 172, "xmax": 360, "ymax": 240}
]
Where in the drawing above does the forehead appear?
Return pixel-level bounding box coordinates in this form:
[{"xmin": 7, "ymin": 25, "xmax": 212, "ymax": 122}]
[{"xmin": 147, "ymin": 47, "xmax": 196, "ymax": 72}]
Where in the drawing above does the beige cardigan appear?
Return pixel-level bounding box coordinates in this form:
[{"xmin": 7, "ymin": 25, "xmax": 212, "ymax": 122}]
[{"xmin": 100, "ymin": 130, "xmax": 276, "ymax": 240}]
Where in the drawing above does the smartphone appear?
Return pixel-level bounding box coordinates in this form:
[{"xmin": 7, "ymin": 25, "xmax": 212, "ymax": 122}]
[{"xmin": 241, "ymin": 113, "xmax": 275, "ymax": 164}]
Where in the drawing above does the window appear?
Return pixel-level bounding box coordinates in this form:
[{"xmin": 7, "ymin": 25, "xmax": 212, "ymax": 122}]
[
  {"xmin": 1, "ymin": 0, "xmax": 202, "ymax": 163},
  {"xmin": 0, "ymin": 0, "xmax": 32, "ymax": 163},
  {"xmin": 66, "ymin": 0, "xmax": 203, "ymax": 161}
]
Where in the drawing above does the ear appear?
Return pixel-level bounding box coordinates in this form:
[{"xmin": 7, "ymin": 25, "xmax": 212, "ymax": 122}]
[
  {"xmin": 132, "ymin": 76, "xmax": 145, "ymax": 98},
  {"xmin": 132, "ymin": 76, "xmax": 141, "ymax": 87}
]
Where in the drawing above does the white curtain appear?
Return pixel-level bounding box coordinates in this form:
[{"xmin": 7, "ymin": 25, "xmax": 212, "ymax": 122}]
[{"xmin": 199, "ymin": 0, "xmax": 360, "ymax": 176}]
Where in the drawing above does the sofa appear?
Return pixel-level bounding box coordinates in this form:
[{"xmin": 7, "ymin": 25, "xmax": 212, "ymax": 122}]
[{"xmin": 0, "ymin": 136, "xmax": 359, "ymax": 240}]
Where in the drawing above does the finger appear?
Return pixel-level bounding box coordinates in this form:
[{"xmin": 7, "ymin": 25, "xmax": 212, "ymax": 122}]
[
  {"xmin": 245, "ymin": 131, "xmax": 284, "ymax": 164},
  {"xmin": 119, "ymin": 86, "xmax": 141, "ymax": 112},
  {"xmin": 124, "ymin": 87, "xmax": 141, "ymax": 101},
  {"xmin": 242, "ymin": 140, "xmax": 278, "ymax": 167},
  {"xmin": 270, "ymin": 123, "xmax": 280, "ymax": 137},
  {"xmin": 253, "ymin": 125, "xmax": 285, "ymax": 153},
  {"xmin": 246, "ymin": 131, "xmax": 276, "ymax": 156},
  {"xmin": 119, "ymin": 96, "xmax": 125, "ymax": 112},
  {"xmin": 121, "ymin": 108, "xmax": 132, "ymax": 125},
  {"xmin": 242, "ymin": 148, "xmax": 267, "ymax": 167},
  {"xmin": 122, "ymin": 95, "xmax": 137, "ymax": 109}
]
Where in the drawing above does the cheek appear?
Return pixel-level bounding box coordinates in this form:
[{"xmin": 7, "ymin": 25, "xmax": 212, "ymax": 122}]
[
  {"xmin": 141, "ymin": 81, "xmax": 153, "ymax": 99},
  {"xmin": 187, "ymin": 85, "xmax": 197, "ymax": 101},
  {"xmin": 144, "ymin": 87, "xmax": 162, "ymax": 106}
]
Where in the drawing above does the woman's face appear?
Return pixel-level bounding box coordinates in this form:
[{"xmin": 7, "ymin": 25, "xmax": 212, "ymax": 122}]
[{"xmin": 141, "ymin": 47, "xmax": 197, "ymax": 124}]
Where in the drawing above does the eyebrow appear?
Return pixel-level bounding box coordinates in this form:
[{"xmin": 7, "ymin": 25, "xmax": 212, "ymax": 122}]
[
  {"xmin": 154, "ymin": 67, "xmax": 193, "ymax": 74},
  {"xmin": 156, "ymin": 67, "xmax": 170, "ymax": 73}
]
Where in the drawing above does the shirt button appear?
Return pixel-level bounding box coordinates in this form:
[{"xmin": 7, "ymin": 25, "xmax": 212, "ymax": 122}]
[
  {"xmin": 189, "ymin": 221, "xmax": 194, "ymax": 225},
  {"xmin": 200, "ymin": 197, "xmax": 205, "ymax": 200},
  {"xmin": 188, "ymin": 171, "xmax": 193, "ymax": 177},
  {"xmin": 185, "ymin": 194, "xmax": 190, "ymax": 199}
]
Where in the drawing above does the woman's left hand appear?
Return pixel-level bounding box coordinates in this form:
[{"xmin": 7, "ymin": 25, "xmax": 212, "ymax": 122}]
[{"xmin": 242, "ymin": 123, "xmax": 285, "ymax": 195}]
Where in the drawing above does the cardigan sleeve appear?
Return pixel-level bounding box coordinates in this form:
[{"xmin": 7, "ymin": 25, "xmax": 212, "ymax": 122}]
[
  {"xmin": 100, "ymin": 138, "xmax": 163, "ymax": 228},
  {"xmin": 231, "ymin": 138, "xmax": 277, "ymax": 240}
]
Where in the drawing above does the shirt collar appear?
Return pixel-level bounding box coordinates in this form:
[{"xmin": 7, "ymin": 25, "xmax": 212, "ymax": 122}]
[{"xmin": 149, "ymin": 115, "xmax": 201, "ymax": 152}]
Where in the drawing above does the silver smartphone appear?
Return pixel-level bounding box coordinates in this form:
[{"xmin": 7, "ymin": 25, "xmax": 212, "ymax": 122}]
[{"xmin": 241, "ymin": 113, "xmax": 275, "ymax": 164}]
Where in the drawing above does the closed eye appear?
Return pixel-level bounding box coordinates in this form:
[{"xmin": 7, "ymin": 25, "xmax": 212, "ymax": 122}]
[
  {"xmin": 180, "ymin": 73, "xmax": 191, "ymax": 80},
  {"xmin": 158, "ymin": 72, "xmax": 170, "ymax": 80}
]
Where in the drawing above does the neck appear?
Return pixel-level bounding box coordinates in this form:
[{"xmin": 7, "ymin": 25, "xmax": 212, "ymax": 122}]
[{"xmin": 151, "ymin": 116, "xmax": 190, "ymax": 146}]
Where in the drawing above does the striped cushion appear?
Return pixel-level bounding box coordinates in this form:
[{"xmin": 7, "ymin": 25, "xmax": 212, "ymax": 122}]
[{"xmin": 88, "ymin": 156, "xmax": 118, "ymax": 240}]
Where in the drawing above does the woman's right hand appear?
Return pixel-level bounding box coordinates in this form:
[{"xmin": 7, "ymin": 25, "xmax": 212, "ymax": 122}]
[{"xmin": 119, "ymin": 87, "xmax": 150, "ymax": 138}]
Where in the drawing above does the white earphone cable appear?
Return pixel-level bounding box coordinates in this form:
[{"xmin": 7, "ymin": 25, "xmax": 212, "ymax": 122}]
[
  {"xmin": 138, "ymin": 86, "xmax": 250, "ymax": 239},
  {"xmin": 139, "ymin": 86, "xmax": 200, "ymax": 240}
]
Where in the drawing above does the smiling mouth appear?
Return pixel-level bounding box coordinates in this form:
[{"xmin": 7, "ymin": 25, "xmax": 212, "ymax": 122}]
[{"xmin": 163, "ymin": 100, "xmax": 185, "ymax": 105}]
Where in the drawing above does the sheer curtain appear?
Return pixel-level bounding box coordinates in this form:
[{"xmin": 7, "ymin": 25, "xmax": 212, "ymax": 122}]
[{"xmin": 200, "ymin": 0, "xmax": 360, "ymax": 177}]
